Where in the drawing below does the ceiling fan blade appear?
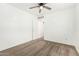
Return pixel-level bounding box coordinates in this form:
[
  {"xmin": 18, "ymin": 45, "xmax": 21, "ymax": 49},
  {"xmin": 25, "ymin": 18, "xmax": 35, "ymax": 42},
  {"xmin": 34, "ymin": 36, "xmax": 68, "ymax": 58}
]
[
  {"xmin": 29, "ymin": 6, "xmax": 39, "ymax": 9},
  {"xmin": 43, "ymin": 6, "xmax": 51, "ymax": 10},
  {"xmin": 39, "ymin": 9, "xmax": 41, "ymax": 13}
]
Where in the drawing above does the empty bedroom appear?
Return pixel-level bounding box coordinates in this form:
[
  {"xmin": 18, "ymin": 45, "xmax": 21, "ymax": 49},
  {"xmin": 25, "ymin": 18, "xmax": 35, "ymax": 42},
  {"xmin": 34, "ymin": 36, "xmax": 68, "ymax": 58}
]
[{"xmin": 0, "ymin": 3, "xmax": 79, "ymax": 56}]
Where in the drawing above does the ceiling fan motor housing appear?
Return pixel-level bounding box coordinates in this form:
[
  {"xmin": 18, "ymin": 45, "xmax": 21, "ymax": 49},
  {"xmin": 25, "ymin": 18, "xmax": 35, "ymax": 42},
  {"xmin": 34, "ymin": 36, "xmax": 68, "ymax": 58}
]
[{"xmin": 39, "ymin": 3, "xmax": 45, "ymax": 6}]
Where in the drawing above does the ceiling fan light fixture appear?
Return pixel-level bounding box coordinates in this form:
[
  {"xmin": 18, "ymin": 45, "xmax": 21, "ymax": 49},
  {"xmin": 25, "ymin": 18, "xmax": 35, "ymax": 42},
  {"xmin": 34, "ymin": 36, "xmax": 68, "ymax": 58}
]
[
  {"xmin": 29, "ymin": 3, "xmax": 51, "ymax": 13},
  {"xmin": 40, "ymin": 6, "xmax": 43, "ymax": 10}
]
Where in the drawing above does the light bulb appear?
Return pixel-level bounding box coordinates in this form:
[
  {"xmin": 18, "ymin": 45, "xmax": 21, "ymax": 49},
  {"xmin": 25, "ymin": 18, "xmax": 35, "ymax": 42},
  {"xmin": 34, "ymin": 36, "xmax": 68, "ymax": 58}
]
[{"xmin": 40, "ymin": 6, "xmax": 43, "ymax": 9}]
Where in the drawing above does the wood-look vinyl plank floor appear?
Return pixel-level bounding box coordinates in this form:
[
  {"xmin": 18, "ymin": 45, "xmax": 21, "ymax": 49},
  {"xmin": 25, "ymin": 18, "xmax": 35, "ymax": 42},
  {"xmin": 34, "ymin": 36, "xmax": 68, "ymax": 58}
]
[
  {"xmin": 35, "ymin": 43, "xmax": 54, "ymax": 56},
  {"xmin": 0, "ymin": 39, "xmax": 78, "ymax": 56}
]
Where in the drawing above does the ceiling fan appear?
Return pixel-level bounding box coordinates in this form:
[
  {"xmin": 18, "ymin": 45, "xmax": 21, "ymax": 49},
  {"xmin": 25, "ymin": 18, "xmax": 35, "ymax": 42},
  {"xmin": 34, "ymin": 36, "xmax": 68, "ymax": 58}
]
[{"xmin": 29, "ymin": 3, "xmax": 51, "ymax": 13}]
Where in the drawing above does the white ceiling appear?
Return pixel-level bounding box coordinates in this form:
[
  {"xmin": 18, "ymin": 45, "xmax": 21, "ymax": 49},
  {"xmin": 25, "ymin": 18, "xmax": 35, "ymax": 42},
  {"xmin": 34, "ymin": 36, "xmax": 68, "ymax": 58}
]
[{"xmin": 8, "ymin": 3, "xmax": 76, "ymax": 16}]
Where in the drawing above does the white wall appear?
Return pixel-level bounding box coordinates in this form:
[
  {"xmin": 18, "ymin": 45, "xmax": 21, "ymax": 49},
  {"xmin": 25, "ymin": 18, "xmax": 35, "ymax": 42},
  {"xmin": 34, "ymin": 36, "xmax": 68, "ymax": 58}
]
[
  {"xmin": 72, "ymin": 4, "xmax": 79, "ymax": 52},
  {"xmin": 44, "ymin": 7, "xmax": 75, "ymax": 45},
  {"xmin": 0, "ymin": 3, "xmax": 36, "ymax": 51}
]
